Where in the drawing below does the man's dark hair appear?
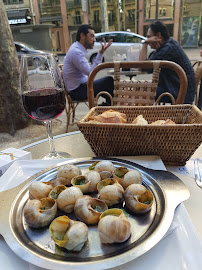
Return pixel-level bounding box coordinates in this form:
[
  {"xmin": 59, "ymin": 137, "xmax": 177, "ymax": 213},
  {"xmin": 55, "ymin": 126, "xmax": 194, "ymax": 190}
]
[
  {"xmin": 76, "ymin": 24, "xmax": 94, "ymax": 41},
  {"xmin": 149, "ymin": 20, "xmax": 170, "ymax": 41}
]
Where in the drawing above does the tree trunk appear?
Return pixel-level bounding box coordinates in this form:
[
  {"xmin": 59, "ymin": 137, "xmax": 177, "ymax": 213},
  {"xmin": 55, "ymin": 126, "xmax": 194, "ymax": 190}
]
[
  {"xmin": 100, "ymin": 0, "xmax": 109, "ymax": 32},
  {"xmin": 112, "ymin": 0, "xmax": 119, "ymax": 31},
  {"xmin": 0, "ymin": 0, "xmax": 30, "ymax": 135}
]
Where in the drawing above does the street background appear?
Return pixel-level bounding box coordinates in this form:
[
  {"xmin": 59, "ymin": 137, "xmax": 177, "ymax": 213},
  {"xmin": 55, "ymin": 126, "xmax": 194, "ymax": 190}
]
[{"xmin": 0, "ymin": 48, "xmax": 201, "ymax": 151}]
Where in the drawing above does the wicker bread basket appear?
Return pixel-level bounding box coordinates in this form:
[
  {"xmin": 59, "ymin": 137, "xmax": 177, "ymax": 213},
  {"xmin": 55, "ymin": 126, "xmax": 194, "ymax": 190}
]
[{"xmin": 77, "ymin": 105, "xmax": 202, "ymax": 165}]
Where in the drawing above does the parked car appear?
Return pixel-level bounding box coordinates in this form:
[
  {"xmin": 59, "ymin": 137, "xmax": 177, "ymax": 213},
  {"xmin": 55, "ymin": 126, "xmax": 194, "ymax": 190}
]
[
  {"xmin": 86, "ymin": 31, "xmax": 154, "ymax": 63},
  {"xmin": 14, "ymin": 41, "xmax": 59, "ymax": 67}
]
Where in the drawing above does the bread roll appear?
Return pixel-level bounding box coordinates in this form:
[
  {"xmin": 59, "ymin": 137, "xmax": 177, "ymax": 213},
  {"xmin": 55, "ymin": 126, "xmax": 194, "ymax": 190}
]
[
  {"xmin": 151, "ymin": 119, "xmax": 176, "ymax": 125},
  {"xmin": 89, "ymin": 110, "xmax": 127, "ymax": 124},
  {"xmin": 163, "ymin": 119, "xmax": 176, "ymax": 125},
  {"xmin": 150, "ymin": 120, "xmax": 166, "ymax": 125},
  {"xmin": 132, "ymin": 115, "xmax": 148, "ymax": 125}
]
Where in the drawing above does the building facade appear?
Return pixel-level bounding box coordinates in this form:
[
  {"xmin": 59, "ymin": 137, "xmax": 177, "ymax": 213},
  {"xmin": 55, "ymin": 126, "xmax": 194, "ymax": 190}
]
[
  {"xmin": 3, "ymin": 0, "xmax": 202, "ymax": 54},
  {"xmin": 3, "ymin": 0, "xmax": 33, "ymax": 26}
]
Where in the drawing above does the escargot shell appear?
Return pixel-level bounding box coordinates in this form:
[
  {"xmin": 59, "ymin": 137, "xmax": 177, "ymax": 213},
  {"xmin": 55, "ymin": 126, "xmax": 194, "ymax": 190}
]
[
  {"xmin": 112, "ymin": 167, "xmax": 129, "ymax": 184},
  {"xmin": 74, "ymin": 195, "xmax": 108, "ymax": 225},
  {"xmin": 71, "ymin": 175, "xmax": 91, "ymax": 193},
  {"xmin": 84, "ymin": 171, "xmax": 101, "ymax": 192},
  {"xmin": 94, "ymin": 160, "xmax": 115, "ymax": 173},
  {"xmin": 124, "ymin": 184, "xmax": 153, "ymax": 214},
  {"xmin": 24, "ymin": 197, "xmax": 57, "ymax": 228},
  {"xmin": 99, "ymin": 171, "xmax": 112, "ymax": 180},
  {"xmin": 97, "ymin": 178, "xmax": 124, "ymax": 206},
  {"xmin": 121, "ymin": 170, "xmax": 143, "ymax": 189},
  {"xmin": 57, "ymin": 186, "xmax": 83, "ymax": 213},
  {"xmin": 98, "ymin": 208, "xmax": 131, "ymax": 244},
  {"xmin": 48, "ymin": 185, "xmax": 66, "ymax": 200},
  {"xmin": 49, "ymin": 216, "xmax": 88, "ymax": 251},
  {"xmin": 29, "ymin": 182, "xmax": 53, "ymax": 200},
  {"xmin": 56, "ymin": 164, "xmax": 81, "ymax": 186}
]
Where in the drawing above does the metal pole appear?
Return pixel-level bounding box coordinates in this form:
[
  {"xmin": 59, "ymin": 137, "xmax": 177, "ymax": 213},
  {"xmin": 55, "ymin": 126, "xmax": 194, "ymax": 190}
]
[{"xmin": 155, "ymin": 0, "xmax": 159, "ymax": 20}]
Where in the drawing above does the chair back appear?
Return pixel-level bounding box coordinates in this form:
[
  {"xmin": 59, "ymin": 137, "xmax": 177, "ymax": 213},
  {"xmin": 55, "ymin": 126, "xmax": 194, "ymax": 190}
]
[
  {"xmin": 192, "ymin": 60, "xmax": 202, "ymax": 106},
  {"xmin": 59, "ymin": 64, "xmax": 89, "ymax": 132},
  {"xmin": 87, "ymin": 60, "xmax": 188, "ymax": 108}
]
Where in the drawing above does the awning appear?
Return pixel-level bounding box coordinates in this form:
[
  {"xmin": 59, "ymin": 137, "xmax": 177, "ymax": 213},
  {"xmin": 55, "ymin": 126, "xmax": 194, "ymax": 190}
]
[{"xmin": 6, "ymin": 9, "xmax": 29, "ymax": 25}]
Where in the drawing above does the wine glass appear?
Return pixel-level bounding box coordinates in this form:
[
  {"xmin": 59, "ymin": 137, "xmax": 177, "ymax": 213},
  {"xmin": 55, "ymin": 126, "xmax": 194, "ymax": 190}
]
[{"xmin": 20, "ymin": 53, "xmax": 71, "ymax": 159}]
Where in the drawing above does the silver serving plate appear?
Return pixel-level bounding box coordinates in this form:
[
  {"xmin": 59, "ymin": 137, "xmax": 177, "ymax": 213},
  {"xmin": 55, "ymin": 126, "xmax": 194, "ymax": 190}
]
[{"xmin": 0, "ymin": 158, "xmax": 190, "ymax": 270}]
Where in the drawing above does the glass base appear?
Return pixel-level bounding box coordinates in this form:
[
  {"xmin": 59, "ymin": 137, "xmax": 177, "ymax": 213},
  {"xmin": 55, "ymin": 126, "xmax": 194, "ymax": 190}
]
[{"xmin": 43, "ymin": 151, "xmax": 72, "ymax": 160}]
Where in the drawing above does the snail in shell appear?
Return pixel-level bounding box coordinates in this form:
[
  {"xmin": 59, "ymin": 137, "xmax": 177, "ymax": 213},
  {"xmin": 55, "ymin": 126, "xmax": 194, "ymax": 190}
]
[
  {"xmin": 24, "ymin": 197, "xmax": 57, "ymax": 228},
  {"xmin": 84, "ymin": 171, "xmax": 101, "ymax": 192},
  {"xmin": 74, "ymin": 195, "xmax": 108, "ymax": 225},
  {"xmin": 98, "ymin": 208, "xmax": 131, "ymax": 244},
  {"xmin": 97, "ymin": 178, "xmax": 124, "ymax": 206},
  {"xmin": 49, "ymin": 216, "xmax": 88, "ymax": 251},
  {"xmin": 29, "ymin": 181, "xmax": 54, "ymax": 200},
  {"xmin": 56, "ymin": 164, "xmax": 81, "ymax": 186},
  {"xmin": 124, "ymin": 184, "xmax": 153, "ymax": 214},
  {"xmin": 112, "ymin": 167, "xmax": 129, "ymax": 184},
  {"xmin": 89, "ymin": 161, "xmax": 113, "ymax": 180},
  {"xmin": 113, "ymin": 168, "xmax": 142, "ymax": 189},
  {"xmin": 99, "ymin": 171, "xmax": 112, "ymax": 180},
  {"xmin": 71, "ymin": 175, "xmax": 91, "ymax": 193},
  {"xmin": 94, "ymin": 160, "xmax": 115, "ymax": 174},
  {"xmin": 48, "ymin": 185, "xmax": 66, "ymax": 200},
  {"xmin": 57, "ymin": 186, "xmax": 83, "ymax": 213}
]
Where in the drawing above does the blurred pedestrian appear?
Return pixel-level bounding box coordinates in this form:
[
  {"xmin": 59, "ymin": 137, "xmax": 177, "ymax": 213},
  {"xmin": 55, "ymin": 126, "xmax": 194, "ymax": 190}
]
[
  {"xmin": 63, "ymin": 24, "xmax": 114, "ymax": 105},
  {"xmin": 139, "ymin": 20, "xmax": 195, "ymax": 104}
]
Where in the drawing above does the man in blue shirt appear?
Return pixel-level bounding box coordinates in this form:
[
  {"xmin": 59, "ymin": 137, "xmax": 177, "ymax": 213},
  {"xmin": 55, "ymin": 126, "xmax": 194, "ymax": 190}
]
[
  {"xmin": 139, "ymin": 20, "xmax": 195, "ymax": 104},
  {"xmin": 63, "ymin": 24, "xmax": 113, "ymax": 105}
]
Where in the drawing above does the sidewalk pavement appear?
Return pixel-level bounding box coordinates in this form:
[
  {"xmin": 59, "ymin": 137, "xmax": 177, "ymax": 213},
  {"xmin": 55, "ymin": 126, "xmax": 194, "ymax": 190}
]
[{"xmin": 183, "ymin": 48, "xmax": 201, "ymax": 62}]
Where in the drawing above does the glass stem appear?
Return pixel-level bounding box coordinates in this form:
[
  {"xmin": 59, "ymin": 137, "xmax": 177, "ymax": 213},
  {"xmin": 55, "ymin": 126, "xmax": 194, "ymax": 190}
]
[{"xmin": 44, "ymin": 120, "xmax": 57, "ymax": 157}]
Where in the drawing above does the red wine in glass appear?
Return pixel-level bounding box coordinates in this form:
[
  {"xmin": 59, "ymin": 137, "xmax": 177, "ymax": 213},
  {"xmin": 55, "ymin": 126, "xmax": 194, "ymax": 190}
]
[
  {"xmin": 20, "ymin": 53, "xmax": 70, "ymax": 159},
  {"xmin": 22, "ymin": 88, "xmax": 66, "ymax": 121}
]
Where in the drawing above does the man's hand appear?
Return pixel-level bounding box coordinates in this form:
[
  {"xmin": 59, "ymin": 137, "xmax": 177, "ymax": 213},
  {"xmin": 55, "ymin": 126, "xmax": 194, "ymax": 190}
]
[
  {"xmin": 99, "ymin": 38, "xmax": 113, "ymax": 54},
  {"xmin": 146, "ymin": 36, "xmax": 162, "ymax": 49}
]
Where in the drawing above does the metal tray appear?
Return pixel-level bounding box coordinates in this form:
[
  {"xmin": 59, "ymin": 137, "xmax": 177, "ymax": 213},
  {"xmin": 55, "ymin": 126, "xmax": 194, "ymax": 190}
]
[{"xmin": 0, "ymin": 157, "xmax": 190, "ymax": 270}]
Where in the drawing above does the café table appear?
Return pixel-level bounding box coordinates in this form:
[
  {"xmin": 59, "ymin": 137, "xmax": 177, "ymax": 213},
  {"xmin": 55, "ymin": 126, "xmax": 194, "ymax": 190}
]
[
  {"xmin": 20, "ymin": 130, "xmax": 202, "ymax": 237},
  {"xmin": 0, "ymin": 131, "xmax": 202, "ymax": 270},
  {"xmin": 107, "ymin": 68, "xmax": 145, "ymax": 80}
]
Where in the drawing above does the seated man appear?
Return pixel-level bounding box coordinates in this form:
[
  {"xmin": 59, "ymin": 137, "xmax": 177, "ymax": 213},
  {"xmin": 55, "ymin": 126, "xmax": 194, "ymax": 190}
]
[
  {"xmin": 139, "ymin": 20, "xmax": 195, "ymax": 104},
  {"xmin": 63, "ymin": 24, "xmax": 114, "ymax": 105}
]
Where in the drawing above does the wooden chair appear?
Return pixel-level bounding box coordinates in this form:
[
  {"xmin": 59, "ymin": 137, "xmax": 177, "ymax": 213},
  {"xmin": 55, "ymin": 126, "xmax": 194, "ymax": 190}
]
[
  {"xmin": 87, "ymin": 60, "xmax": 188, "ymax": 108},
  {"xmin": 59, "ymin": 64, "xmax": 89, "ymax": 132},
  {"xmin": 192, "ymin": 60, "xmax": 202, "ymax": 107}
]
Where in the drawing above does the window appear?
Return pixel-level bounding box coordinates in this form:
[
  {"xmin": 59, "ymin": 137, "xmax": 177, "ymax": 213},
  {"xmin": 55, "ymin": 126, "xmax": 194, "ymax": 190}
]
[
  {"xmin": 97, "ymin": 33, "xmax": 122, "ymax": 43},
  {"xmin": 145, "ymin": 0, "xmax": 173, "ymax": 19},
  {"xmin": 74, "ymin": 11, "xmax": 81, "ymax": 25},
  {"xmin": 94, "ymin": 10, "xmax": 99, "ymax": 24},
  {"xmin": 108, "ymin": 11, "xmax": 114, "ymax": 26},
  {"xmin": 124, "ymin": 34, "xmax": 141, "ymax": 43},
  {"xmin": 74, "ymin": 0, "xmax": 81, "ymax": 4},
  {"xmin": 128, "ymin": 9, "xmax": 135, "ymax": 23},
  {"xmin": 96, "ymin": 35, "xmax": 105, "ymax": 42},
  {"xmin": 3, "ymin": 0, "xmax": 23, "ymax": 4}
]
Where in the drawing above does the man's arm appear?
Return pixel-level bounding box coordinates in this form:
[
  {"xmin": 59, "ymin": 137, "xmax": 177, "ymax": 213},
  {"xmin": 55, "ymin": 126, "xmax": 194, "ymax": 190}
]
[
  {"xmin": 139, "ymin": 36, "xmax": 162, "ymax": 60},
  {"xmin": 99, "ymin": 38, "xmax": 113, "ymax": 54},
  {"xmin": 72, "ymin": 38, "xmax": 113, "ymax": 76},
  {"xmin": 139, "ymin": 42, "xmax": 148, "ymax": 61}
]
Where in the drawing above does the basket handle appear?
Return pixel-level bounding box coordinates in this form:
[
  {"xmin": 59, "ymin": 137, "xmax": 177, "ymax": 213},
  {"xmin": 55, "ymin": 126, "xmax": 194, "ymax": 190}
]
[
  {"xmin": 155, "ymin": 92, "xmax": 176, "ymax": 105},
  {"xmin": 95, "ymin": 91, "xmax": 113, "ymax": 106}
]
